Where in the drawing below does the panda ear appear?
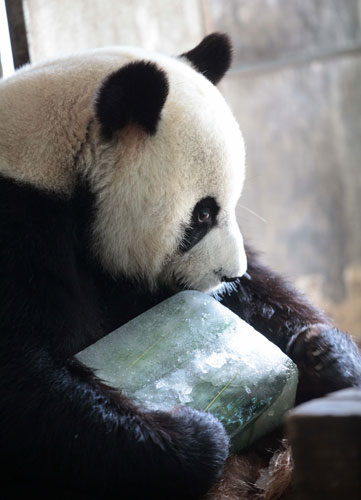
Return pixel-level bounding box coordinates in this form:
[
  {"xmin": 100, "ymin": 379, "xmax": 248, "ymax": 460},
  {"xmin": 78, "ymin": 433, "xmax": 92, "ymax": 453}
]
[
  {"xmin": 181, "ymin": 33, "xmax": 232, "ymax": 85},
  {"xmin": 95, "ymin": 61, "xmax": 169, "ymax": 138}
]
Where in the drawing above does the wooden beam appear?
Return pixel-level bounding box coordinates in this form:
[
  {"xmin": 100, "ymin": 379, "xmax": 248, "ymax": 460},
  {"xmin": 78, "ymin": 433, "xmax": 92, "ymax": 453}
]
[
  {"xmin": 5, "ymin": 0, "xmax": 29, "ymax": 68},
  {"xmin": 286, "ymin": 388, "xmax": 361, "ymax": 499}
]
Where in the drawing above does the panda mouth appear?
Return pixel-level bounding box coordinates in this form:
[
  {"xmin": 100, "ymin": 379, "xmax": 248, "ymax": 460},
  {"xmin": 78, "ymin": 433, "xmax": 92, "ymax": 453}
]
[
  {"xmin": 165, "ymin": 266, "xmax": 233, "ymax": 294},
  {"xmin": 173, "ymin": 272, "xmax": 223, "ymax": 294}
]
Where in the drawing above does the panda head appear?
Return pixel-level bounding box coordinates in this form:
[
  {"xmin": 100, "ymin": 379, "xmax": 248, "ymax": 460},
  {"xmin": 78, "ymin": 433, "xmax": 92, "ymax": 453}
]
[
  {"xmin": 87, "ymin": 33, "xmax": 247, "ymax": 293},
  {"xmin": 0, "ymin": 33, "xmax": 246, "ymax": 293}
]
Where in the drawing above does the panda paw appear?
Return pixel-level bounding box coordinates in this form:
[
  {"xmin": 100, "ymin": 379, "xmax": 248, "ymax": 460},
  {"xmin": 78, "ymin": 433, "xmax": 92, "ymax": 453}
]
[
  {"xmin": 148, "ymin": 406, "xmax": 229, "ymax": 499},
  {"xmin": 170, "ymin": 405, "xmax": 229, "ymax": 465},
  {"xmin": 288, "ymin": 323, "xmax": 361, "ymax": 401}
]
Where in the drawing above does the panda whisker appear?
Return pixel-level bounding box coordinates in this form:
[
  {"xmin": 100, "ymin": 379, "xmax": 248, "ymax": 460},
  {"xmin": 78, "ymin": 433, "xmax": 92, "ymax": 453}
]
[
  {"xmin": 238, "ymin": 204, "xmax": 268, "ymax": 224},
  {"xmin": 210, "ymin": 286, "xmax": 225, "ymax": 301},
  {"xmin": 225, "ymin": 280, "xmax": 239, "ymax": 294},
  {"xmin": 211, "ymin": 280, "xmax": 239, "ymax": 301}
]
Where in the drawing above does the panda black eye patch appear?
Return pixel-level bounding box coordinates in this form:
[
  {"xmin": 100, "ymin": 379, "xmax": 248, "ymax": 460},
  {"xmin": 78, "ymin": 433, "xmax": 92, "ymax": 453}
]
[{"xmin": 180, "ymin": 196, "xmax": 220, "ymax": 253}]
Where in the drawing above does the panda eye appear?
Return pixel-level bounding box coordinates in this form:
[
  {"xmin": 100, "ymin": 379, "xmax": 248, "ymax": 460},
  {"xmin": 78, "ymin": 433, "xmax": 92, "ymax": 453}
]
[
  {"xmin": 179, "ymin": 196, "xmax": 220, "ymax": 253},
  {"xmin": 197, "ymin": 207, "xmax": 211, "ymax": 223}
]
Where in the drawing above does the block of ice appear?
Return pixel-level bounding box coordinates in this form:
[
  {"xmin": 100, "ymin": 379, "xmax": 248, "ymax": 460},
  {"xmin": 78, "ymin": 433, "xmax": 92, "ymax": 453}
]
[{"xmin": 76, "ymin": 291, "xmax": 298, "ymax": 451}]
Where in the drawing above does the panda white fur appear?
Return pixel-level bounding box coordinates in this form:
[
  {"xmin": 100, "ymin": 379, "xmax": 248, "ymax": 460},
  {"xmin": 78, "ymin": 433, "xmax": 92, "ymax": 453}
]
[
  {"xmin": 0, "ymin": 38, "xmax": 246, "ymax": 292},
  {"xmin": 0, "ymin": 34, "xmax": 360, "ymax": 499}
]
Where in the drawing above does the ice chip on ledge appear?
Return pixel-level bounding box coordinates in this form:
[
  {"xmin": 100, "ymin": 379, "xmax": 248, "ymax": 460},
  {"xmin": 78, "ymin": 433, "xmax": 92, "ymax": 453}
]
[{"xmin": 76, "ymin": 290, "xmax": 298, "ymax": 451}]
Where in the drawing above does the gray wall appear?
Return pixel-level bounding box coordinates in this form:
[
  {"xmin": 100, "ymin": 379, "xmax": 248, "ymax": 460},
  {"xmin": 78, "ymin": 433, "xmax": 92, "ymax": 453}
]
[
  {"xmin": 209, "ymin": 0, "xmax": 361, "ymax": 337},
  {"xmin": 212, "ymin": 0, "xmax": 361, "ymax": 300},
  {"xmin": 20, "ymin": 0, "xmax": 361, "ymax": 336}
]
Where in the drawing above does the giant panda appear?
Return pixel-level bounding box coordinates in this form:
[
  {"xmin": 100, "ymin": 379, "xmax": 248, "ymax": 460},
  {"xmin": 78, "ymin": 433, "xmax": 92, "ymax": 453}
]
[{"xmin": 0, "ymin": 33, "xmax": 360, "ymax": 500}]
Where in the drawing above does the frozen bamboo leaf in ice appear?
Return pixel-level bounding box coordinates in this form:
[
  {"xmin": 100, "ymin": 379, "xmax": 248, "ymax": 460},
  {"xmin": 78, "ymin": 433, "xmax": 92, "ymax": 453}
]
[{"xmin": 76, "ymin": 291, "xmax": 298, "ymax": 451}]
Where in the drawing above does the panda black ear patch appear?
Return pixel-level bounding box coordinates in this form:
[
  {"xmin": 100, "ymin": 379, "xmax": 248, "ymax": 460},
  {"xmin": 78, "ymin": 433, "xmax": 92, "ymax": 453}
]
[
  {"xmin": 95, "ymin": 61, "xmax": 169, "ymax": 137},
  {"xmin": 181, "ymin": 33, "xmax": 232, "ymax": 85}
]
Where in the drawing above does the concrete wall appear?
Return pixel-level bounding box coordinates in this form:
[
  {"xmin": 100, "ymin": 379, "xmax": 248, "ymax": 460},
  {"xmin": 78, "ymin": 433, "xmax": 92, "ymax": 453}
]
[
  {"xmin": 22, "ymin": 0, "xmax": 205, "ymax": 59},
  {"xmin": 207, "ymin": 0, "xmax": 361, "ymax": 337},
  {"xmin": 20, "ymin": 0, "xmax": 361, "ymax": 337}
]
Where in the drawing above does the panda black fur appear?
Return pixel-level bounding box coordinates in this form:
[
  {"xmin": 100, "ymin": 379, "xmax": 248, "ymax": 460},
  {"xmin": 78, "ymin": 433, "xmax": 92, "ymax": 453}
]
[{"xmin": 0, "ymin": 34, "xmax": 360, "ymax": 500}]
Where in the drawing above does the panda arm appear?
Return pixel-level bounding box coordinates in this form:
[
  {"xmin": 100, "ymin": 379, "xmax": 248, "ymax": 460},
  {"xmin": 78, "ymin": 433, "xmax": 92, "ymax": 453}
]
[
  {"xmin": 1, "ymin": 343, "xmax": 227, "ymax": 498},
  {"xmin": 221, "ymin": 245, "xmax": 361, "ymax": 402},
  {"xmin": 0, "ymin": 177, "xmax": 228, "ymax": 499}
]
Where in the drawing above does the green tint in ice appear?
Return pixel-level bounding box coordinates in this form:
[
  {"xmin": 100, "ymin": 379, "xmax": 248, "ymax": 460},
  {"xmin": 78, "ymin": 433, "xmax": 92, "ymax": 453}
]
[{"xmin": 76, "ymin": 291, "xmax": 298, "ymax": 451}]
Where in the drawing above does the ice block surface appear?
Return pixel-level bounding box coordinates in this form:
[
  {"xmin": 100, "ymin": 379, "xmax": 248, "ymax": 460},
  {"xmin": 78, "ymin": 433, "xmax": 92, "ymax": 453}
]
[{"xmin": 76, "ymin": 291, "xmax": 298, "ymax": 451}]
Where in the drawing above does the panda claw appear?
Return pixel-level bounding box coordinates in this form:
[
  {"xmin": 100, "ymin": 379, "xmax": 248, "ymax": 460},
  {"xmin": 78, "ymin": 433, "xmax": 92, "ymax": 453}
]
[{"xmin": 288, "ymin": 323, "xmax": 361, "ymax": 401}]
